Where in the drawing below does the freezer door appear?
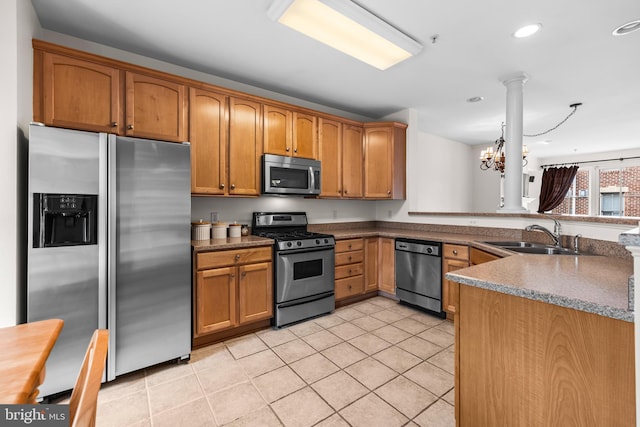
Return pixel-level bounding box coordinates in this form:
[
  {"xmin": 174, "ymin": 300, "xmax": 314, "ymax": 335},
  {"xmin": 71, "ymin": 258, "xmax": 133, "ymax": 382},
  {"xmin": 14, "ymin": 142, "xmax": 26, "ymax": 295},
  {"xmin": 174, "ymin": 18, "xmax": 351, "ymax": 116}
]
[
  {"xmin": 108, "ymin": 135, "xmax": 191, "ymax": 379},
  {"xmin": 27, "ymin": 125, "xmax": 107, "ymax": 397}
]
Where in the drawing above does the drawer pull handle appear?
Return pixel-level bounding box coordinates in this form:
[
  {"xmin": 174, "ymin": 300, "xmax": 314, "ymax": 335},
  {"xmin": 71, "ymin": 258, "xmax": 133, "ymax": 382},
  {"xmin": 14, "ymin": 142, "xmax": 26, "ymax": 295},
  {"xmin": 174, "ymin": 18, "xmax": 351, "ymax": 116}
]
[
  {"xmin": 453, "ymin": 250, "xmax": 458, "ymax": 255},
  {"xmin": 235, "ymin": 254, "xmax": 241, "ymax": 261},
  {"xmin": 286, "ymin": 147, "xmax": 290, "ymax": 152},
  {"xmin": 348, "ymin": 256, "xmax": 352, "ymax": 261},
  {"xmin": 111, "ymin": 122, "xmax": 118, "ymax": 127},
  {"xmin": 230, "ymin": 184, "xmax": 236, "ymax": 190},
  {"xmin": 241, "ymin": 272, "xmax": 246, "ymax": 278},
  {"xmin": 230, "ymin": 274, "xmax": 235, "ymax": 279},
  {"xmin": 348, "ymin": 269, "xmax": 352, "ymax": 274},
  {"xmin": 220, "ymin": 183, "xmax": 225, "ymax": 189},
  {"xmin": 127, "ymin": 124, "xmax": 134, "ymax": 130}
]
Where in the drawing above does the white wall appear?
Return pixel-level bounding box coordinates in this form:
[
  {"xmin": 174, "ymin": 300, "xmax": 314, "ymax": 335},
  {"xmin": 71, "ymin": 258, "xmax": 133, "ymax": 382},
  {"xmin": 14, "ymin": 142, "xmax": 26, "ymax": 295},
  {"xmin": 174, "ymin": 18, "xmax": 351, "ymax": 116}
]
[
  {"xmin": 0, "ymin": 0, "xmax": 40, "ymax": 327},
  {"xmin": 0, "ymin": 0, "xmax": 18, "ymax": 327}
]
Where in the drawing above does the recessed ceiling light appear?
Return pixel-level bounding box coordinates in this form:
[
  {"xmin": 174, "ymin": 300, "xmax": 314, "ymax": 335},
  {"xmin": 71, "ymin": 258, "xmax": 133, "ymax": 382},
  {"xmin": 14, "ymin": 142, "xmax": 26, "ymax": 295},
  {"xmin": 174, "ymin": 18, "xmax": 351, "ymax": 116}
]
[
  {"xmin": 513, "ymin": 23, "xmax": 542, "ymax": 38},
  {"xmin": 613, "ymin": 19, "xmax": 640, "ymax": 36},
  {"xmin": 466, "ymin": 96, "xmax": 484, "ymax": 103}
]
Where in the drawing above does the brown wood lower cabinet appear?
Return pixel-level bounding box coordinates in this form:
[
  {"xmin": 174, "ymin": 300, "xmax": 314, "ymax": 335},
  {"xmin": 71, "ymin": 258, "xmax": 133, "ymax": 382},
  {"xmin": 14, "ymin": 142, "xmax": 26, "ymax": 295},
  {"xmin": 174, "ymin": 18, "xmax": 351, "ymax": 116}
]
[
  {"xmin": 455, "ymin": 285, "xmax": 635, "ymax": 426},
  {"xmin": 335, "ymin": 238, "xmax": 365, "ymax": 301},
  {"xmin": 378, "ymin": 237, "xmax": 395, "ymax": 295},
  {"xmin": 442, "ymin": 244, "xmax": 469, "ymax": 319},
  {"xmin": 194, "ymin": 247, "xmax": 273, "ymax": 344},
  {"xmin": 470, "ymin": 246, "xmax": 500, "ymax": 265}
]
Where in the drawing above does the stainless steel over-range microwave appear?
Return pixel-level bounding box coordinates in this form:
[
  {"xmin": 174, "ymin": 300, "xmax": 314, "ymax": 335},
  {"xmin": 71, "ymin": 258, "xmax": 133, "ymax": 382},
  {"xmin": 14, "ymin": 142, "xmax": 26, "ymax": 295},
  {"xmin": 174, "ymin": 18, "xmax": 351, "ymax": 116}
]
[{"xmin": 262, "ymin": 154, "xmax": 321, "ymax": 195}]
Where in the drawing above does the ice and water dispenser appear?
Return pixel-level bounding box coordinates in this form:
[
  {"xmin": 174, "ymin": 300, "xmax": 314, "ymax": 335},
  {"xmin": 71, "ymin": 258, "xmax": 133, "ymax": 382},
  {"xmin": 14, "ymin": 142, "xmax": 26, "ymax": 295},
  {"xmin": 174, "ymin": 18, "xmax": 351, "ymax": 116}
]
[{"xmin": 33, "ymin": 193, "xmax": 98, "ymax": 248}]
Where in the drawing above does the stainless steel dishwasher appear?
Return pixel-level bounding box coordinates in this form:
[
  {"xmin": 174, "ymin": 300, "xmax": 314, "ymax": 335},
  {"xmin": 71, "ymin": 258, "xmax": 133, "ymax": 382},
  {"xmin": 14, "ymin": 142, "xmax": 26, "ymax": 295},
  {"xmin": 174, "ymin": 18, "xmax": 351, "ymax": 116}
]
[{"xmin": 395, "ymin": 238, "xmax": 444, "ymax": 317}]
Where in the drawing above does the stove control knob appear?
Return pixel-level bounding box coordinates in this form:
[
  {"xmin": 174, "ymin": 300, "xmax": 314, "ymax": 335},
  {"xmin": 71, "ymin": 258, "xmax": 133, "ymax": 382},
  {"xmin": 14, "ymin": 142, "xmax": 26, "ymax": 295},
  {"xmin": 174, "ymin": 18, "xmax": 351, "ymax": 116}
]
[
  {"xmin": 316, "ymin": 239, "xmax": 320, "ymax": 244},
  {"xmin": 297, "ymin": 241, "xmax": 302, "ymax": 247},
  {"xmin": 427, "ymin": 247, "xmax": 433, "ymax": 254},
  {"xmin": 287, "ymin": 242, "xmax": 293, "ymax": 247},
  {"xmin": 324, "ymin": 238, "xmax": 329, "ymax": 244}
]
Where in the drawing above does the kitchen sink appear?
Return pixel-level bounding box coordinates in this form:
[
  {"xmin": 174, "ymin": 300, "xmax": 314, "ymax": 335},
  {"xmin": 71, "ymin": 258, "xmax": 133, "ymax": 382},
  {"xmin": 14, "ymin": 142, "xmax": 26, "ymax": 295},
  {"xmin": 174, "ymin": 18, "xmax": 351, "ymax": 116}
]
[{"xmin": 482, "ymin": 241, "xmax": 582, "ymax": 255}]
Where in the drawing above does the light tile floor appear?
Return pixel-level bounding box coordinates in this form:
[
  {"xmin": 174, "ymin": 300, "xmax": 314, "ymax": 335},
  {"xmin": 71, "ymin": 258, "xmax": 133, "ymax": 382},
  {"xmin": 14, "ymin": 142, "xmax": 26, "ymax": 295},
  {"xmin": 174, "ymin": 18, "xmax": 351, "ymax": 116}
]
[{"xmin": 93, "ymin": 297, "xmax": 455, "ymax": 426}]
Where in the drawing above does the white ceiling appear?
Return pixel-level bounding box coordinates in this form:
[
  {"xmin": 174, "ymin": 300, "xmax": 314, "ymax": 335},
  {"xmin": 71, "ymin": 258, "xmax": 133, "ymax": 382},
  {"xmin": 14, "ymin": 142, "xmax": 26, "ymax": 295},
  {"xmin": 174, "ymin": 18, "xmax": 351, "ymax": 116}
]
[{"xmin": 30, "ymin": 0, "xmax": 640, "ymax": 158}]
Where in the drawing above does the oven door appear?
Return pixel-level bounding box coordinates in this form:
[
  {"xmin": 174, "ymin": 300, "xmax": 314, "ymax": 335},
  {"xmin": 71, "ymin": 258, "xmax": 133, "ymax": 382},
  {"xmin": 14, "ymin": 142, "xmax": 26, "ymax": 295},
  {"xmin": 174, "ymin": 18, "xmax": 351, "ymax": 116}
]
[{"xmin": 276, "ymin": 247, "xmax": 335, "ymax": 303}]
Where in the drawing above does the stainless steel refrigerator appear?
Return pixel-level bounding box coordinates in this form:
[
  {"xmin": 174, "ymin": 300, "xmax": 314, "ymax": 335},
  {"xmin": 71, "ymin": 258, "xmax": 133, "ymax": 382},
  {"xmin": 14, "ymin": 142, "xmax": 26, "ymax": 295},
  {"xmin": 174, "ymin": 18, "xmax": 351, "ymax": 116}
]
[{"xmin": 27, "ymin": 124, "xmax": 191, "ymax": 397}]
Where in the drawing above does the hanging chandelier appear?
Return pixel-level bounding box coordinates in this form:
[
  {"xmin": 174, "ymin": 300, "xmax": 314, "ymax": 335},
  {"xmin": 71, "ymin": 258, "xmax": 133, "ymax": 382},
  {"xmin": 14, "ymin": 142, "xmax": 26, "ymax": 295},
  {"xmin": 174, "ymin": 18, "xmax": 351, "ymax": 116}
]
[
  {"xmin": 479, "ymin": 123, "xmax": 528, "ymax": 174},
  {"xmin": 479, "ymin": 103, "xmax": 582, "ymax": 174}
]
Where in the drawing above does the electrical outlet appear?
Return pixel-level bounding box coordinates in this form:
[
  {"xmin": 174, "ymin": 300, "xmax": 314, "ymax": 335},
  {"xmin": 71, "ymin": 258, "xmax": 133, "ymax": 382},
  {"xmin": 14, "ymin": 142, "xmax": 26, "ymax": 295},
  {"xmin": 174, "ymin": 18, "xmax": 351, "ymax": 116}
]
[{"xmin": 210, "ymin": 211, "xmax": 218, "ymax": 223}]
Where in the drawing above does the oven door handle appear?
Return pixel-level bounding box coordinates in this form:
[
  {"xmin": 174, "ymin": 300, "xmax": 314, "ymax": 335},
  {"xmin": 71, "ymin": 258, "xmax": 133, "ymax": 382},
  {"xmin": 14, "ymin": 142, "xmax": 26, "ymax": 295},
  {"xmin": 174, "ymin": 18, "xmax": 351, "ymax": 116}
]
[
  {"xmin": 277, "ymin": 292, "xmax": 335, "ymax": 309},
  {"xmin": 277, "ymin": 247, "xmax": 335, "ymax": 256}
]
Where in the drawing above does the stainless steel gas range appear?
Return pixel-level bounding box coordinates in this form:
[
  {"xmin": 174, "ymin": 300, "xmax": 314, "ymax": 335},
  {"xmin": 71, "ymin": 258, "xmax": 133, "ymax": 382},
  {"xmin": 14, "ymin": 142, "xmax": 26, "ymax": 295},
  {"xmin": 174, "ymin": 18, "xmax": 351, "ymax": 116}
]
[{"xmin": 252, "ymin": 212, "xmax": 335, "ymax": 327}]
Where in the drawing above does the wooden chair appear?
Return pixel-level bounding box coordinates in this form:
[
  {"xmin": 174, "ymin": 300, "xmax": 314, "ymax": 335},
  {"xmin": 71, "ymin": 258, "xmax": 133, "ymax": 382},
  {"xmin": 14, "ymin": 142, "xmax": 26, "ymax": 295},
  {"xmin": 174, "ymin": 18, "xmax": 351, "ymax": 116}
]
[{"xmin": 68, "ymin": 329, "xmax": 109, "ymax": 427}]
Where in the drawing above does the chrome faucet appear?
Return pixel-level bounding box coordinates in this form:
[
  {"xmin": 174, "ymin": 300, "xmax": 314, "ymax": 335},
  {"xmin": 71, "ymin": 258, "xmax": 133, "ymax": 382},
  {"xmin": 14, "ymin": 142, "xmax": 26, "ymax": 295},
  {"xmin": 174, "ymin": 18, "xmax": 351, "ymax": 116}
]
[
  {"xmin": 573, "ymin": 234, "xmax": 582, "ymax": 253},
  {"xmin": 525, "ymin": 220, "xmax": 562, "ymax": 247}
]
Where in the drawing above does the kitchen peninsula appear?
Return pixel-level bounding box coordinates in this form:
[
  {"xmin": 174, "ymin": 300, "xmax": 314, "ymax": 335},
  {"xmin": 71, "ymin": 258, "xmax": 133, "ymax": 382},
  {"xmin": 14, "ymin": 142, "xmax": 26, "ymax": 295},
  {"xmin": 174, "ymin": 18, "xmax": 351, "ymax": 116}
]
[{"xmin": 446, "ymin": 254, "xmax": 634, "ymax": 426}]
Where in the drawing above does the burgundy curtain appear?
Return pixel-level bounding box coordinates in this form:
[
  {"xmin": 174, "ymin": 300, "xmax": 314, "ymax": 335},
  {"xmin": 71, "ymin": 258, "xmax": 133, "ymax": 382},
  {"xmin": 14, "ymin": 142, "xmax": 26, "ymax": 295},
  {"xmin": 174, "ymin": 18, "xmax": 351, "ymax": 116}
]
[{"xmin": 537, "ymin": 166, "xmax": 579, "ymax": 213}]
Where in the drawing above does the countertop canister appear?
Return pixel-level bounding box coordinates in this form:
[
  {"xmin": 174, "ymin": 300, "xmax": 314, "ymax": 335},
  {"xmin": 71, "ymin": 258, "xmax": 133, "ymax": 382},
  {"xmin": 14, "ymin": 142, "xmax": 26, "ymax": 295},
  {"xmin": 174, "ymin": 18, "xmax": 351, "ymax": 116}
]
[
  {"xmin": 211, "ymin": 222, "xmax": 227, "ymax": 239},
  {"xmin": 229, "ymin": 223, "xmax": 241, "ymax": 238},
  {"xmin": 191, "ymin": 220, "xmax": 211, "ymax": 241}
]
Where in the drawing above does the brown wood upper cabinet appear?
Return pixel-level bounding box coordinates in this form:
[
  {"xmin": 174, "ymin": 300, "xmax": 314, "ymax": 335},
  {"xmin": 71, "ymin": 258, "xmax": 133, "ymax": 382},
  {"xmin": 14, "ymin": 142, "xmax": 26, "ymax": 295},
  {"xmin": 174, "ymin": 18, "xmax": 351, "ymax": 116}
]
[
  {"xmin": 36, "ymin": 52, "xmax": 122, "ymax": 133},
  {"xmin": 190, "ymin": 92, "xmax": 262, "ymax": 196},
  {"xmin": 363, "ymin": 122, "xmax": 407, "ymax": 199},
  {"xmin": 125, "ymin": 71, "xmax": 188, "ymax": 142},
  {"xmin": 264, "ymin": 104, "xmax": 318, "ymax": 159},
  {"xmin": 318, "ymin": 119, "xmax": 364, "ymax": 198},
  {"xmin": 189, "ymin": 88, "xmax": 228, "ymax": 195},
  {"xmin": 34, "ymin": 47, "xmax": 188, "ymax": 143},
  {"xmin": 228, "ymin": 97, "xmax": 263, "ymax": 196}
]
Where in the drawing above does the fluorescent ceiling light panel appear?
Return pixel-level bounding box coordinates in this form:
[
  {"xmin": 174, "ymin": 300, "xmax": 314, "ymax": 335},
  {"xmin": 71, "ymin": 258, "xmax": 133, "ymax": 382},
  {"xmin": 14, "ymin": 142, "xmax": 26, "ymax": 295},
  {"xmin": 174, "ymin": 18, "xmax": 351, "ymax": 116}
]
[{"xmin": 268, "ymin": 0, "xmax": 422, "ymax": 70}]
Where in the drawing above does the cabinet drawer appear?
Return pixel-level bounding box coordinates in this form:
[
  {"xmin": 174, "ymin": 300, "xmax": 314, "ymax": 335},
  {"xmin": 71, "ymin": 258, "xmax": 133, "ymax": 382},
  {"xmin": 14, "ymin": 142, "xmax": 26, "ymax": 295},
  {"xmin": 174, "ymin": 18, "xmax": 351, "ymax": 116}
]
[
  {"xmin": 335, "ymin": 250, "xmax": 363, "ymax": 266},
  {"xmin": 197, "ymin": 246, "xmax": 272, "ymax": 270},
  {"xmin": 335, "ymin": 262, "xmax": 364, "ymax": 280},
  {"xmin": 335, "ymin": 276, "xmax": 364, "ymax": 300},
  {"xmin": 335, "ymin": 238, "xmax": 364, "ymax": 253},
  {"xmin": 443, "ymin": 244, "xmax": 469, "ymax": 260}
]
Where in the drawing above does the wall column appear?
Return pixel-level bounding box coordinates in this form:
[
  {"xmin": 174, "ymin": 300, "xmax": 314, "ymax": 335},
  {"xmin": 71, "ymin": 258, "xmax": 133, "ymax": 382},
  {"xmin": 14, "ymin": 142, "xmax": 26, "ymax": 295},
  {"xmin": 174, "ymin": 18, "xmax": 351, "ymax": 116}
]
[{"xmin": 498, "ymin": 72, "xmax": 528, "ymax": 213}]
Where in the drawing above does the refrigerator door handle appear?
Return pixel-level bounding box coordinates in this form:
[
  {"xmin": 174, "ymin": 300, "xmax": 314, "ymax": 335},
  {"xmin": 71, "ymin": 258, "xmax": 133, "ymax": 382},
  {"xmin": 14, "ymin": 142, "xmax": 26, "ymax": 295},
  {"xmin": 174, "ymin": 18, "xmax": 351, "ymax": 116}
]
[{"xmin": 107, "ymin": 134, "xmax": 117, "ymax": 381}]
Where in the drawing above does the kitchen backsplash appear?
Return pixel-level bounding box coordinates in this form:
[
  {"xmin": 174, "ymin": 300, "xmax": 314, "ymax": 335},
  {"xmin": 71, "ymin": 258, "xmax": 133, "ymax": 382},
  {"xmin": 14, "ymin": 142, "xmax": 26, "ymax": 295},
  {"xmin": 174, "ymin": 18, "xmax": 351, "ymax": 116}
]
[{"xmin": 190, "ymin": 197, "xmax": 376, "ymax": 225}]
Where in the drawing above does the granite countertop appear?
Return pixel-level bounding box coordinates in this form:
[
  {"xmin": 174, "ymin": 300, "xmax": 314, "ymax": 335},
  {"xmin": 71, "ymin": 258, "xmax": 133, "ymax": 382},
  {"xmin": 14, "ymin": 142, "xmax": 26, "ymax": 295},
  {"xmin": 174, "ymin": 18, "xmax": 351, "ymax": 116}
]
[
  {"xmin": 190, "ymin": 225, "xmax": 634, "ymax": 322},
  {"xmin": 191, "ymin": 235, "xmax": 273, "ymax": 252},
  {"xmin": 324, "ymin": 226, "xmax": 634, "ymax": 323},
  {"xmin": 326, "ymin": 227, "xmax": 514, "ymax": 257},
  {"xmin": 446, "ymin": 255, "xmax": 633, "ymax": 322}
]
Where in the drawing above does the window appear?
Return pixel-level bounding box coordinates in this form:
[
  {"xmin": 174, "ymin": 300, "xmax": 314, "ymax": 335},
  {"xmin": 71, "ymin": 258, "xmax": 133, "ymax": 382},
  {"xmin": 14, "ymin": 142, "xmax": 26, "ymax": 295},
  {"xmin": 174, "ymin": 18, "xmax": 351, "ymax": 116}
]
[
  {"xmin": 551, "ymin": 169, "xmax": 589, "ymax": 215},
  {"xmin": 551, "ymin": 164, "xmax": 640, "ymax": 217},
  {"xmin": 600, "ymin": 193, "xmax": 622, "ymax": 216}
]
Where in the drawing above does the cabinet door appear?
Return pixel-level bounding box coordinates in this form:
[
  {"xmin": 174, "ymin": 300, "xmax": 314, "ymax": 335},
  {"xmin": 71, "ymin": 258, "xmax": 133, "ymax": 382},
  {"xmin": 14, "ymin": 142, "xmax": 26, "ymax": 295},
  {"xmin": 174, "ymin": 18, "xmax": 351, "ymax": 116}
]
[
  {"xmin": 364, "ymin": 126, "xmax": 393, "ymax": 198},
  {"xmin": 263, "ymin": 104, "xmax": 292, "ymax": 156},
  {"xmin": 238, "ymin": 262, "xmax": 273, "ymax": 325},
  {"xmin": 318, "ymin": 118, "xmax": 342, "ymax": 198},
  {"xmin": 189, "ymin": 88, "xmax": 228, "ymax": 195},
  {"xmin": 378, "ymin": 238, "xmax": 395, "ymax": 294},
  {"xmin": 443, "ymin": 258, "xmax": 468, "ymax": 316},
  {"xmin": 229, "ymin": 97, "xmax": 262, "ymax": 196},
  {"xmin": 365, "ymin": 237, "xmax": 379, "ymax": 291},
  {"xmin": 342, "ymin": 124, "xmax": 364, "ymax": 198},
  {"xmin": 196, "ymin": 267, "xmax": 237, "ymax": 335},
  {"xmin": 125, "ymin": 72, "xmax": 187, "ymax": 142},
  {"xmin": 42, "ymin": 53, "xmax": 121, "ymax": 133},
  {"xmin": 292, "ymin": 111, "xmax": 317, "ymax": 159}
]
